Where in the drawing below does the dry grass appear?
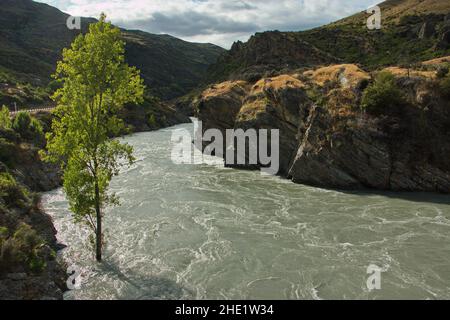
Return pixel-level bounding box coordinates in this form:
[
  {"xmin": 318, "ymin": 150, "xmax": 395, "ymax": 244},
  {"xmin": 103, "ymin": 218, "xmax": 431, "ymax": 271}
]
[
  {"xmin": 382, "ymin": 66, "xmax": 436, "ymax": 79},
  {"xmin": 326, "ymin": 88, "xmax": 358, "ymax": 117},
  {"xmin": 238, "ymin": 99, "xmax": 268, "ymax": 122},
  {"xmin": 381, "ymin": 0, "xmax": 450, "ymax": 23},
  {"xmin": 332, "ymin": 0, "xmax": 450, "ymax": 27},
  {"xmin": 202, "ymin": 80, "xmax": 248, "ymax": 99},
  {"xmin": 422, "ymin": 56, "xmax": 450, "ymax": 66},
  {"xmin": 251, "ymin": 75, "xmax": 304, "ymax": 94},
  {"xmin": 305, "ymin": 64, "xmax": 370, "ymax": 88}
]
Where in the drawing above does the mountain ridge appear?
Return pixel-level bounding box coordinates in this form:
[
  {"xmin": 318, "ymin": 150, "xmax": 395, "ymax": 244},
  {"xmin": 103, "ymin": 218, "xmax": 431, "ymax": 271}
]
[
  {"xmin": 207, "ymin": 0, "xmax": 450, "ymax": 83},
  {"xmin": 0, "ymin": 0, "xmax": 225, "ymax": 102}
]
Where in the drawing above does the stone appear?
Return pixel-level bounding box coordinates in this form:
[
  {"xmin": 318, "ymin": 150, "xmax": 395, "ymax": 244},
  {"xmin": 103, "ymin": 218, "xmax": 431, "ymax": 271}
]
[
  {"xmin": 418, "ymin": 22, "xmax": 436, "ymax": 39},
  {"xmin": 6, "ymin": 273, "xmax": 27, "ymax": 281}
]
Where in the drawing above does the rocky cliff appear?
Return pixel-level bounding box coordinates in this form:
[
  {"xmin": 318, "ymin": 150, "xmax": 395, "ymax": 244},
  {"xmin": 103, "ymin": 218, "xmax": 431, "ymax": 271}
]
[
  {"xmin": 0, "ymin": 128, "xmax": 65, "ymax": 300},
  {"xmin": 196, "ymin": 63, "xmax": 450, "ymax": 193}
]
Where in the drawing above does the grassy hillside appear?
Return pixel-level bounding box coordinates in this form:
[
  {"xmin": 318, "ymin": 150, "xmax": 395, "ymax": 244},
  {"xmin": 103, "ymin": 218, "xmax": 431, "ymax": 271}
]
[
  {"xmin": 300, "ymin": 0, "xmax": 450, "ymax": 69},
  {"xmin": 0, "ymin": 0, "xmax": 224, "ymax": 104},
  {"xmin": 208, "ymin": 0, "xmax": 450, "ymax": 82}
]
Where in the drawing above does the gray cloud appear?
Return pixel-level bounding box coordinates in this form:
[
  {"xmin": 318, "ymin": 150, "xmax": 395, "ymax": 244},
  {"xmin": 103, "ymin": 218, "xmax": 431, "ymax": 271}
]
[
  {"xmin": 37, "ymin": 0, "xmax": 379, "ymax": 48},
  {"xmin": 120, "ymin": 11, "xmax": 259, "ymax": 37}
]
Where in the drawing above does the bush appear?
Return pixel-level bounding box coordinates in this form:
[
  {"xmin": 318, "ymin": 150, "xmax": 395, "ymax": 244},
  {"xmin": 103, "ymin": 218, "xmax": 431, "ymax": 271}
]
[
  {"xmin": 47, "ymin": 79, "xmax": 63, "ymax": 93},
  {"xmin": 12, "ymin": 111, "xmax": 44, "ymax": 142},
  {"xmin": 436, "ymin": 66, "xmax": 449, "ymax": 79},
  {"xmin": 0, "ymin": 223, "xmax": 47, "ymax": 274},
  {"xmin": 147, "ymin": 113, "xmax": 158, "ymax": 128},
  {"xmin": 439, "ymin": 76, "xmax": 450, "ymax": 98},
  {"xmin": 361, "ymin": 72, "xmax": 407, "ymax": 114},
  {"xmin": 0, "ymin": 172, "xmax": 29, "ymax": 207},
  {"xmin": 0, "ymin": 105, "xmax": 11, "ymax": 129},
  {"xmin": 0, "ymin": 137, "xmax": 16, "ymax": 165}
]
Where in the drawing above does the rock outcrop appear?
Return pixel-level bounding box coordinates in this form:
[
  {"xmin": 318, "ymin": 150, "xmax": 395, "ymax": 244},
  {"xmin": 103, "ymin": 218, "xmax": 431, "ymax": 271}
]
[
  {"xmin": 208, "ymin": 31, "xmax": 339, "ymax": 83},
  {"xmin": 196, "ymin": 64, "xmax": 450, "ymax": 193},
  {"xmin": 234, "ymin": 75, "xmax": 311, "ymax": 174}
]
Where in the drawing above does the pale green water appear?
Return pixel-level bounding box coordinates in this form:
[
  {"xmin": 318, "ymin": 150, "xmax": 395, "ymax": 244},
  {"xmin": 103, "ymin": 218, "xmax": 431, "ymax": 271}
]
[{"xmin": 42, "ymin": 122, "xmax": 450, "ymax": 300}]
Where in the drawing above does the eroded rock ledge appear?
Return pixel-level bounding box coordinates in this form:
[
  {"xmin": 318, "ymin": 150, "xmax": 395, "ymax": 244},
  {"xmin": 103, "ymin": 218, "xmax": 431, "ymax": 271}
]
[{"xmin": 196, "ymin": 64, "xmax": 450, "ymax": 193}]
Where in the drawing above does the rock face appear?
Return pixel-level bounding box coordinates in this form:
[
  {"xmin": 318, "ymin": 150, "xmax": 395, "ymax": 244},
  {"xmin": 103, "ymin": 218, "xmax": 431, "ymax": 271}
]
[
  {"xmin": 418, "ymin": 22, "xmax": 436, "ymax": 39},
  {"xmin": 196, "ymin": 64, "xmax": 450, "ymax": 193},
  {"xmin": 0, "ymin": 205, "xmax": 67, "ymax": 300},
  {"xmin": 436, "ymin": 30, "xmax": 450, "ymax": 49},
  {"xmin": 234, "ymin": 75, "xmax": 311, "ymax": 174},
  {"xmin": 198, "ymin": 81, "xmax": 249, "ymax": 133},
  {"xmin": 208, "ymin": 31, "xmax": 338, "ymax": 83},
  {"xmin": 13, "ymin": 145, "xmax": 62, "ymax": 192},
  {"xmin": 288, "ymin": 105, "xmax": 392, "ymax": 189}
]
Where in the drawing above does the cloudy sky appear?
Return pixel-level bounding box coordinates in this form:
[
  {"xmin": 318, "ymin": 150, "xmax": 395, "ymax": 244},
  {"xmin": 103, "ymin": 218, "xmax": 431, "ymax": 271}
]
[{"xmin": 37, "ymin": 0, "xmax": 379, "ymax": 48}]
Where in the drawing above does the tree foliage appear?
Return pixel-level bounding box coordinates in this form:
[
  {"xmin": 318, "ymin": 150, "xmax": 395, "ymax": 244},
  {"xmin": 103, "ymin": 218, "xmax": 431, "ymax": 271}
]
[
  {"xmin": 42, "ymin": 14, "xmax": 145, "ymax": 261},
  {"xmin": 0, "ymin": 105, "xmax": 11, "ymax": 129},
  {"xmin": 361, "ymin": 71, "xmax": 406, "ymax": 114}
]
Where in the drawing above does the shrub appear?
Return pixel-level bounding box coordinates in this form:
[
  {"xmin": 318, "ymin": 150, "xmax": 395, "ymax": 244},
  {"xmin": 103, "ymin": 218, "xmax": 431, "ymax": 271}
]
[
  {"xmin": 148, "ymin": 113, "xmax": 158, "ymax": 128},
  {"xmin": 439, "ymin": 75, "xmax": 450, "ymax": 98},
  {"xmin": 0, "ymin": 223, "xmax": 47, "ymax": 274},
  {"xmin": 0, "ymin": 172, "xmax": 29, "ymax": 207},
  {"xmin": 12, "ymin": 111, "xmax": 44, "ymax": 142},
  {"xmin": 47, "ymin": 79, "xmax": 63, "ymax": 93},
  {"xmin": 436, "ymin": 66, "xmax": 449, "ymax": 79},
  {"xmin": 0, "ymin": 105, "xmax": 11, "ymax": 129},
  {"xmin": 0, "ymin": 137, "xmax": 16, "ymax": 165},
  {"xmin": 361, "ymin": 72, "xmax": 406, "ymax": 114}
]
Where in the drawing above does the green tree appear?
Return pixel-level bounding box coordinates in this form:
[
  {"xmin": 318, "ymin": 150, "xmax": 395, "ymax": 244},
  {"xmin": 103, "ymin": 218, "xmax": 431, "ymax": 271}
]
[
  {"xmin": 42, "ymin": 14, "xmax": 145, "ymax": 261},
  {"xmin": 0, "ymin": 105, "xmax": 11, "ymax": 129}
]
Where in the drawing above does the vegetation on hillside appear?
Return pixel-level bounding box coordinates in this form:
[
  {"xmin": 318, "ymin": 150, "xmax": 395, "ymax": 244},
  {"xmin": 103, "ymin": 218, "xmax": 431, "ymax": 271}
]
[
  {"xmin": 361, "ymin": 71, "xmax": 407, "ymax": 113},
  {"xmin": 0, "ymin": 0, "xmax": 224, "ymax": 101},
  {"xmin": 0, "ymin": 171, "xmax": 54, "ymax": 277},
  {"xmin": 207, "ymin": 0, "xmax": 450, "ymax": 83}
]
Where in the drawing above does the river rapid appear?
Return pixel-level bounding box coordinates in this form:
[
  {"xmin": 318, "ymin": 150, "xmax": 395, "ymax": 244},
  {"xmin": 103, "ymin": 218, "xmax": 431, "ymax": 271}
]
[{"xmin": 42, "ymin": 122, "xmax": 450, "ymax": 300}]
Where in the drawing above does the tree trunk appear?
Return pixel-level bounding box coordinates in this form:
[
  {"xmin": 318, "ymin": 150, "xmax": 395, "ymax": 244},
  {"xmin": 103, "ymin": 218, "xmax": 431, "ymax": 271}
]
[{"xmin": 94, "ymin": 181, "xmax": 102, "ymax": 262}]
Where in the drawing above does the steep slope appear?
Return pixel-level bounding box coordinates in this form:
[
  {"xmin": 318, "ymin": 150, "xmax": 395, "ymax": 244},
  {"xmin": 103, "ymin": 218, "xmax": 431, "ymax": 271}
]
[
  {"xmin": 300, "ymin": 0, "xmax": 450, "ymax": 69},
  {"xmin": 0, "ymin": 0, "xmax": 224, "ymax": 101},
  {"xmin": 208, "ymin": 0, "xmax": 450, "ymax": 82},
  {"xmin": 207, "ymin": 31, "xmax": 339, "ymax": 83},
  {"xmin": 332, "ymin": 0, "xmax": 450, "ymax": 26},
  {"xmin": 123, "ymin": 31, "xmax": 224, "ymax": 99}
]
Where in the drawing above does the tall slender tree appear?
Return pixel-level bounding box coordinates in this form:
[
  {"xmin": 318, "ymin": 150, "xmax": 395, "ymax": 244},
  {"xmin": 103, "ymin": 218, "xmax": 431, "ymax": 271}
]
[{"xmin": 43, "ymin": 14, "xmax": 145, "ymax": 261}]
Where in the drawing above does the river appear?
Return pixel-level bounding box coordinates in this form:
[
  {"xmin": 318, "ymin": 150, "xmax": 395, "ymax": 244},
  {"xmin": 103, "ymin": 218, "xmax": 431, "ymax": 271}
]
[{"xmin": 41, "ymin": 122, "xmax": 450, "ymax": 300}]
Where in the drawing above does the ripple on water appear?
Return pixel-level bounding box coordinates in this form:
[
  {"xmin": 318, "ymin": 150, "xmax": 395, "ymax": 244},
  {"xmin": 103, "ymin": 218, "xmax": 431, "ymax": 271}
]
[{"xmin": 41, "ymin": 123, "xmax": 450, "ymax": 300}]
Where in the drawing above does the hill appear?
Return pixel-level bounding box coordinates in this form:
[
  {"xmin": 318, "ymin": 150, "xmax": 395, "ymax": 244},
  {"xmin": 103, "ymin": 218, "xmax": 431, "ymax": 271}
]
[
  {"xmin": 0, "ymin": 0, "xmax": 224, "ymax": 104},
  {"xmin": 208, "ymin": 0, "xmax": 450, "ymax": 82}
]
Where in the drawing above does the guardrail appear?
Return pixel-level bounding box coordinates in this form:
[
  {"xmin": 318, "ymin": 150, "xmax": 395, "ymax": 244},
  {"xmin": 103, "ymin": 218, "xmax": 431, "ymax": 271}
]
[{"xmin": 10, "ymin": 107, "xmax": 55, "ymax": 116}]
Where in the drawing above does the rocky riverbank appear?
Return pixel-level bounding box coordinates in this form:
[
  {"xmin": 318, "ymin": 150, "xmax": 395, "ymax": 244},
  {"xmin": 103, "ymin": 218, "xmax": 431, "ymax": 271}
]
[
  {"xmin": 195, "ymin": 63, "xmax": 450, "ymax": 193},
  {"xmin": 0, "ymin": 102, "xmax": 190, "ymax": 300}
]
